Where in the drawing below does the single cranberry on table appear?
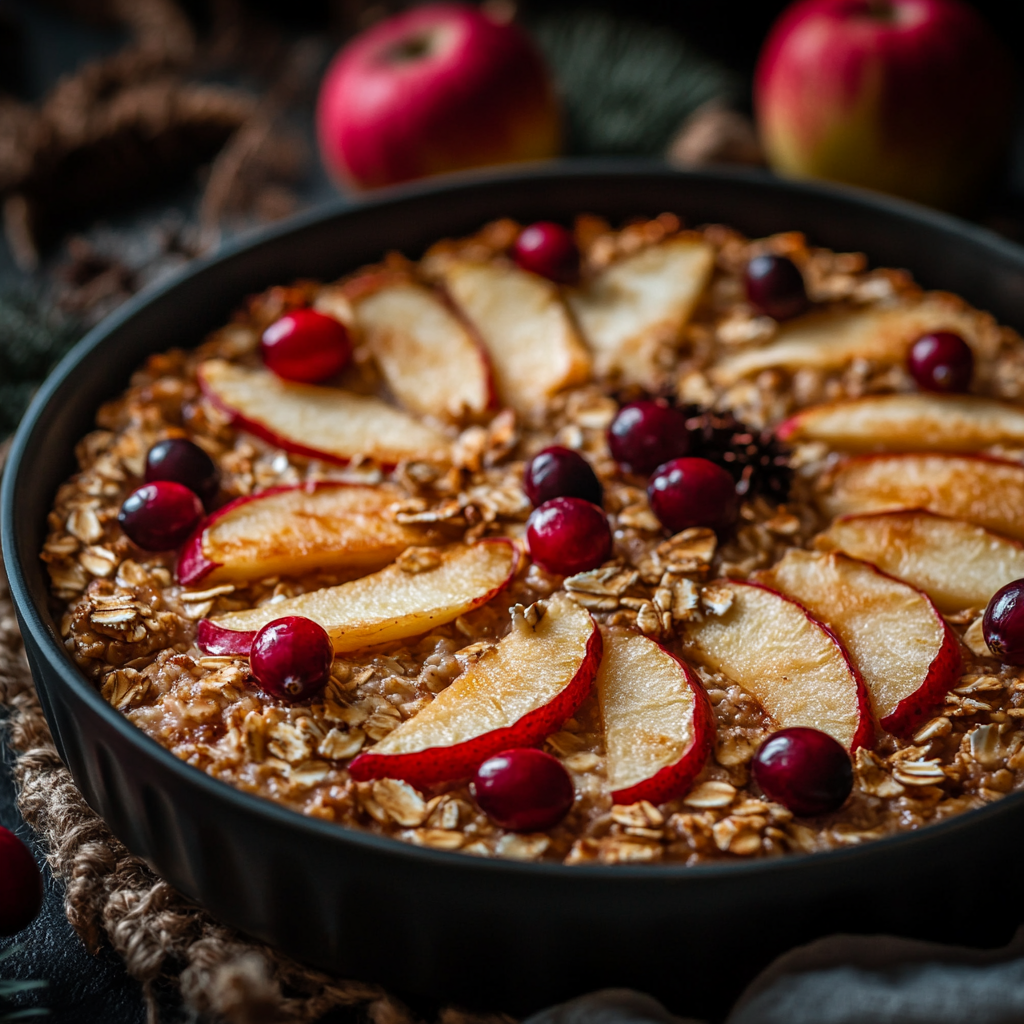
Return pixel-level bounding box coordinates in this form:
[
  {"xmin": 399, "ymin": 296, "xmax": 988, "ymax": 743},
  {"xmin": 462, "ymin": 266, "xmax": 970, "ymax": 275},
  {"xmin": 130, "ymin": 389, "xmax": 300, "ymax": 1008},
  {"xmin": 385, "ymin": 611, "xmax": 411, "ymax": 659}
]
[
  {"xmin": 471, "ymin": 748, "xmax": 575, "ymax": 832},
  {"xmin": 145, "ymin": 438, "xmax": 218, "ymax": 505},
  {"xmin": 983, "ymin": 578, "xmax": 1024, "ymax": 664},
  {"xmin": 607, "ymin": 400, "xmax": 690, "ymax": 476},
  {"xmin": 647, "ymin": 457, "xmax": 739, "ymax": 534},
  {"xmin": 512, "ymin": 222, "xmax": 580, "ymax": 285},
  {"xmin": 751, "ymin": 727, "xmax": 853, "ymax": 817},
  {"xmin": 0, "ymin": 825, "xmax": 44, "ymax": 937},
  {"xmin": 526, "ymin": 497, "xmax": 612, "ymax": 576},
  {"xmin": 251, "ymin": 616, "xmax": 334, "ymax": 703},
  {"xmin": 261, "ymin": 309, "xmax": 352, "ymax": 384},
  {"xmin": 744, "ymin": 254, "xmax": 808, "ymax": 321},
  {"xmin": 908, "ymin": 331, "xmax": 974, "ymax": 393},
  {"xmin": 524, "ymin": 446, "xmax": 602, "ymax": 507},
  {"xmin": 119, "ymin": 481, "xmax": 203, "ymax": 551}
]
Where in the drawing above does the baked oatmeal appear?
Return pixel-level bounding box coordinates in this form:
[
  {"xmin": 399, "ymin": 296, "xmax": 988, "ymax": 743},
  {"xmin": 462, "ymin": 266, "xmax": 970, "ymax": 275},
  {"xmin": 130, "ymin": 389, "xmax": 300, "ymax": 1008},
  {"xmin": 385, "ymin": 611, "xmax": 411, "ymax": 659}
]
[{"xmin": 41, "ymin": 213, "xmax": 1024, "ymax": 865}]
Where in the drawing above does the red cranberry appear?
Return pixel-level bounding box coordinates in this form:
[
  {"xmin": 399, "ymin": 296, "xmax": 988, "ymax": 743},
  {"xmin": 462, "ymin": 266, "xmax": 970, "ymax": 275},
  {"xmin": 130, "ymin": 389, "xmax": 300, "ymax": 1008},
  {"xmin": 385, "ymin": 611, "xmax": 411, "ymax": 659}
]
[
  {"xmin": 983, "ymin": 579, "xmax": 1024, "ymax": 664},
  {"xmin": 0, "ymin": 825, "xmax": 43, "ymax": 937},
  {"xmin": 752, "ymin": 728, "xmax": 853, "ymax": 817},
  {"xmin": 744, "ymin": 254, "xmax": 808, "ymax": 320},
  {"xmin": 119, "ymin": 481, "xmax": 203, "ymax": 551},
  {"xmin": 647, "ymin": 457, "xmax": 738, "ymax": 534},
  {"xmin": 471, "ymin": 748, "xmax": 575, "ymax": 832},
  {"xmin": 251, "ymin": 616, "xmax": 333, "ymax": 703},
  {"xmin": 607, "ymin": 400, "xmax": 690, "ymax": 476},
  {"xmin": 908, "ymin": 331, "xmax": 974, "ymax": 393},
  {"xmin": 512, "ymin": 222, "xmax": 580, "ymax": 285},
  {"xmin": 526, "ymin": 497, "xmax": 611, "ymax": 576},
  {"xmin": 145, "ymin": 438, "xmax": 218, "ymax": 505},
  {"xmin": 261, "ymin": 309, "xmax": 352, "ymax": 383},
  {"xmin": 524, "ymin": 446, "xmax": 602, "ymax": 507}
]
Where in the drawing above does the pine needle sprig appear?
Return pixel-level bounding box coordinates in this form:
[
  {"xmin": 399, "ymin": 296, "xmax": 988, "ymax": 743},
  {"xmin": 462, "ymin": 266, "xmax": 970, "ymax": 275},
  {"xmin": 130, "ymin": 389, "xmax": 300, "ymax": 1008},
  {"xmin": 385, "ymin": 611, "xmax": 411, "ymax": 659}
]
[{"xmin": 0, "ymin": 947, "xmax": 48, "ymax": 1021}]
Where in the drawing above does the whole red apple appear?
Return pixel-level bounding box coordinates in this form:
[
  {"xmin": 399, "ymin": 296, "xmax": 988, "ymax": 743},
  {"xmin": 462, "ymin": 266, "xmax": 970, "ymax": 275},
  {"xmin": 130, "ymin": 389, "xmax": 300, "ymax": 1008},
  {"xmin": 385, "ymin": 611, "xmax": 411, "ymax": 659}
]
[
  {"xmin": 316, "ymin": 3, "xmax": 561, "ymax": 190},
  {"xmin": 755, "ymin": 0, "xmax": 1014, "ymax": 211}
]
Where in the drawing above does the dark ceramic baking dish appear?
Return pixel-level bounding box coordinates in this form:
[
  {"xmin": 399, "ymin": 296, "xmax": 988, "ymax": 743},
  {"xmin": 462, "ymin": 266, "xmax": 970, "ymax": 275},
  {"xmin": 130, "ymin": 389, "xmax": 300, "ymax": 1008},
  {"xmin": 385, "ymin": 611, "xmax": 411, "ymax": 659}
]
[{"xmin": 6, "ymin": 162, "xmax": 1024, "ymax": 1021}]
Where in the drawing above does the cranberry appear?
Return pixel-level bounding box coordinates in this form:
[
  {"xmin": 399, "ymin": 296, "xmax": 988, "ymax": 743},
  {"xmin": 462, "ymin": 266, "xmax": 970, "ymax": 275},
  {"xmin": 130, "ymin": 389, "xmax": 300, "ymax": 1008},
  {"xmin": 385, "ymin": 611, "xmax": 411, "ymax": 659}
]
[
  {"xmin": 744, "ymin": 254, "xmax": 808, "ymax": 320},
  {"xmin": 0, "ymin": 825, "xmax": 43, "ymax": 937},
  {"xmin": 251, "ymin": 616, "xmax": 333, "ymax": 703},
  {"xmin": 526, "ymin": 497, "xmax": 611, "ymax": 576},
  {"xmin": 983, "ymin": 579, "xmax": 1024, "ymax": 664},
  {"xmin": 261, "ymin": 309, "xmax": 352, "ymax": 383},
  {"xmin": 511, "ymin": 222, "xmax": 580, "ymax": 285},
  {"xmin": 752, "ymin": 728, "xmax": 853, "ymax": 817},
  {"xmin": 908, "ymin": 331, "xmax": 974, "ymax": 393},
  {"xmin": 145, "ymin": 438, "xmax": 218, "ymax": 505},
  {"xmin": 471, "ymin": 748, "xmax": 575, "ymax": 832},
  {"xmin": 647, "ymin": 457, "xmax": 738, "ymax": 534},
  {"xmin": 524, "ymin": 446, "xmax": 602, "ymax": 507},
  {"xmin": 119, "ymin": 481, "xmax": 203, "ymax": 551},
  {"xmin": 607, "ymin": 400, "xmax": 690, "ymax": 476}
]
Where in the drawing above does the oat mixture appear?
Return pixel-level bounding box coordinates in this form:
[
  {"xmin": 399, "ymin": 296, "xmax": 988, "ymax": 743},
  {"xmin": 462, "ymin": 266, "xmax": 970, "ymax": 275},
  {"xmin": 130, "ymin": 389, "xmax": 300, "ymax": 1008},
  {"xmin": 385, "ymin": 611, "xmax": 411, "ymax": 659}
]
[{"xmin": 41, "ymin": 214, "xmax": 1024, "ymax": 865}]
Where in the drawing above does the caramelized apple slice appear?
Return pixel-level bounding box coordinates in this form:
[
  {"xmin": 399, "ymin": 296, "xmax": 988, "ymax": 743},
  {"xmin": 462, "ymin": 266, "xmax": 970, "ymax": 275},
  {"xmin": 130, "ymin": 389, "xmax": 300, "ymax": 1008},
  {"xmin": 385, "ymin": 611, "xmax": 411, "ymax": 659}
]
[
  {"xmin": 196, "ymin": 539, "xmax": 517, "ymax": 656},
  {"xmin": 567, "ymin": 236, "xmax": 714, "ymax": 388},
  {"xmin": 758, "ymin": 550, "xmax": 960, "ymax": 737},
  {"xmin": 820, "ymin": 454, "xmax": 1024, "ymax": 542},
  {"xmin": 597, "ymin": 632, "xmax": 714, "ymax": 804},
  {"xmin": 198, "ymin": 360, "xmax": 451, "ymax": 468},
  {"xmin": 684, "ymin": 580, "xmax": 873, "ymax": 751},
  {"xmin": 440, "ymin": 260, "xmax": 591, "ymax": 413},
  {"xmin": 817, "ymin": 510, "xmax": 1024, "ymax": 613},
  {"xmin": 348, "ymin": 593, "xmax": 601, "ymax": 786},
  {"xmin": 777, "ymin": 393, "xmax": 1024, "ymax": 452},
  {"xmin": 178, "ymin": 482, "xmax": 444, "ymax": 586},
  {"xmin": 713, "ymin": 295, "xmax": 983, "ymax": 384}
]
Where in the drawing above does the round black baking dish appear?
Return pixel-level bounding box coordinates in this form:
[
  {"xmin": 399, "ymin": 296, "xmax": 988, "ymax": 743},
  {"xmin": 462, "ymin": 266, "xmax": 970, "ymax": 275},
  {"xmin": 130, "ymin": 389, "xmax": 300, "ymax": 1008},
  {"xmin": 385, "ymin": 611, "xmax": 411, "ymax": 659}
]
[{"xmin": 6, "ymin": 163, "xmax": 1024, "ymax": 1021}]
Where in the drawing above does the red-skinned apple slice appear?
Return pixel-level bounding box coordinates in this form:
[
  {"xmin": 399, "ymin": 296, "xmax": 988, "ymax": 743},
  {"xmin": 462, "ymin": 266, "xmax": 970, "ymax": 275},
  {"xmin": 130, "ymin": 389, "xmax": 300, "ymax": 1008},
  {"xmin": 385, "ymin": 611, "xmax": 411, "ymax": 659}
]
[
  {"xmin": 198, "ymin": 359, "xmax": 451, "ymax": 467},
  {"xmin": 597, "ymin": 631, "xmax": 714, "ymax": 805},
  {"xmin": 757, "ymin": 550, "xmax": 961, "ymax": 737},
  {"xmin": 197, "ymin": 539, "xmax": 517, "ymax": 656},
  {"xmin": 817, "ymin": 510, "xmax": 1024, "ymax": 613},
  {"xmin": 820, "ymin": 453, "xmax": 1024, "ymax": 542},
  {"xmin": 348, "ymin": 593, "xmax": 600, "ymax": 786},
  {"xmin": 567, "ymin": 235, "xmax": 714, "ymax": 389},
  {"xmin": 440, "ymin": 259, "xmax": 591, "ymax": 413},
  {"xmin": 777, "ymin": 393, "xmax": 1024, "ymax": 452},
  {"xmin": 683, "ymin": 579, "xmax": 873, "ymax": 751},
  {"xmin": 177, "ymin": 482, "xmax": 445, "ymax": 586}
]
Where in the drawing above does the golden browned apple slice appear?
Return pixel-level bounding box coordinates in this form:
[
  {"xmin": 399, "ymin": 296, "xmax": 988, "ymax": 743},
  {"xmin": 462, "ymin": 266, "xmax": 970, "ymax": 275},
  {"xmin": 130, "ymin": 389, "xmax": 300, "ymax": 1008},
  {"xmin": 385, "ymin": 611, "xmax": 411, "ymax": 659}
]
[
  {"xmin": 196, "ymin": 539, "xmax": 517, "ymax": 656},
  {"xmin": 777, "ymin": 393, "xmax": 1024, "ymax": 452},
  {"xmin": 819, "ymin": 454, "xmax": 1024, "ymax": 542},
  {"xmin": 684, "ymin": 579, "xmax": 874, "ymax": 751},
  {"xmin": 817, "ymin": 510, "xmax": 1024, "ymax": 613},
  {"xmin": 439, "ymin": 260, "xmax": 591, "ymax": 413},
  {"xmin": 567, "ymin": 235, "xmax": 714, "ymax": 388},
  {"xmin": 198, "ymin": 360, "xmax": 451, "ymax": 468},
  {"xmin": 348, "ymin": 594, "xmax": 600, "ymax": 786},
  {"xmin": 758, "ymin": 550, "xmax": 960, "ymax": 737},
  {"xmin": 713, "ymin": 294, "xmax": 982, "ymax": 384},
  {"xmin": 178, "ymin": 482, "xmax": 445, "ymax": 586},
  {"xmin": 597, "ymin": 632, "xmax": 714, "ymax": 805}
]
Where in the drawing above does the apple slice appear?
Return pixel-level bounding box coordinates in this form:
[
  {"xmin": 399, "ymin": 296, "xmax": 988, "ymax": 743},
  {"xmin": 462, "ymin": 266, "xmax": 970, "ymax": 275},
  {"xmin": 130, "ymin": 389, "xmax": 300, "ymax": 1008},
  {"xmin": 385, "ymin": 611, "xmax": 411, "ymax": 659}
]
[
  {"xmin": 683, "ymin": 579, "xmax": 873, "ymax": 751},
  {"xmin": 597, "ymin": 632, "xmax": 714, "ymax": 805},
  {"xmin": 817, "ymin": 510, "xmax": 1024, "ymax": 614},
  {"xmin": 757, "ymin": 550, "xmax": 961, "ymax": 737},
  {"xmin": 348, "ymin": 593, "xmax": 601, "ymax": 786},
  {"xmin": 777, "ymin": 393, "xmax": 1024, "ymax": 452},
  {"xmin": 566, "ymin": 235, "xmax": 714, "ymax": 388},
  {"xmin": 819, "ymin": 453, "xmax": 1024, "ymax": 542},
  {"xmin": 198, "ymin": 360, "xmax": 451, "ymax": 468},
  {"xmin": 196, "ymin": 539, "xmax": 517, "ymax": 656},
  {"xmin": 177, "ymin": 482, "xmax": 444, "ymax": 586},
  {"xmin": 439, "ymin": 259, "xmax": 592, "ymax": 413},
  {"xmin": 713, "ymin": 294, "xmax": 982, "ymax": 384}
]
